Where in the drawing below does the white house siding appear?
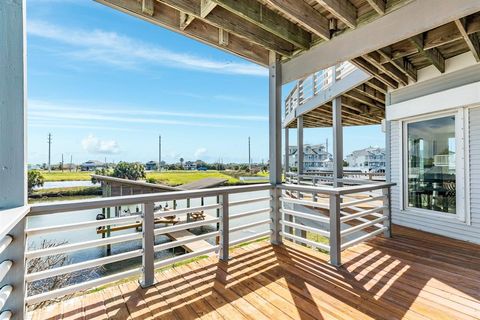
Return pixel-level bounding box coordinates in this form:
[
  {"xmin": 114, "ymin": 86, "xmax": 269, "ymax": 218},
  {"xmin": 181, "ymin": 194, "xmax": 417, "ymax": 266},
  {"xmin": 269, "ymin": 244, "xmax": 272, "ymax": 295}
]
[{"xmin": 388, "ymin": 100, "xmax": 480, "ymax": 244}]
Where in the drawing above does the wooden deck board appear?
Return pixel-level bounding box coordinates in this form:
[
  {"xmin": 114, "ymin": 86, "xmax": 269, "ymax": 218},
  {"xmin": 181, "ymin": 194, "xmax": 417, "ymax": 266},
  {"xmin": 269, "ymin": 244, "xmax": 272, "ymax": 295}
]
[{"xmin": 30, "ymin": 225, "xmax": 480, "ymax": 319}]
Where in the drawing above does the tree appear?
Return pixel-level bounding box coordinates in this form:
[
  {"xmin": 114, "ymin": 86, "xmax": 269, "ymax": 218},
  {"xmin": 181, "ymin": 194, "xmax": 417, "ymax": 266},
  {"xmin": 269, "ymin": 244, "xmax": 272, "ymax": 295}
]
[
  {"xmin": 28, "ymin": 170, "xmax": 45, "ymax": 194},
  {"xmin": 112, "ymin": 162, "xmax": 146, "ymax": 180},
  {"xmin": 179, "ymin": 158, "xmax": 184, "ymax": 168}
]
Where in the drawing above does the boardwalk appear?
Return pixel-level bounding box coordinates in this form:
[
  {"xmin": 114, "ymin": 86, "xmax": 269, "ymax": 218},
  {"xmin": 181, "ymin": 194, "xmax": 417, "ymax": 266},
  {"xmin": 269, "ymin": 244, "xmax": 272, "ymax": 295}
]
[{"xmin": 30, "ymin": 225, "xmax": 480, "ymax": 320}]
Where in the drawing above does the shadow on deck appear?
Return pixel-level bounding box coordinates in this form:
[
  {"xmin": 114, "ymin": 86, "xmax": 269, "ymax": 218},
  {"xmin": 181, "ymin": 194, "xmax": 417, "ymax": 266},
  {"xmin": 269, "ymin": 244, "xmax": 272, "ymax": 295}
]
[{"xmin": 30, "ymin": 225, "xmax": 480, "ymax": 320}]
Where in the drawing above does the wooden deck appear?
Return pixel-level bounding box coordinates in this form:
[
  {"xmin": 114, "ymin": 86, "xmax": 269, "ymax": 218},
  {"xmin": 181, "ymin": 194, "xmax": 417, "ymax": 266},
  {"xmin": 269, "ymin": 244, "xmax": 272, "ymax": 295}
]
[{"xmin": 30, "ymin": 225, "xmax": 480, "ymax": 320}]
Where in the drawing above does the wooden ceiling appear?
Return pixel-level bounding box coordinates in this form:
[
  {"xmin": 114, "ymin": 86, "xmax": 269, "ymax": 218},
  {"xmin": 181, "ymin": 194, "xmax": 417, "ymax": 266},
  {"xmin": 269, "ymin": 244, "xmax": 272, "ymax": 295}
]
[
  {"xmin": 97, "ymin": 0, "xmax": 414, "ymax": 66},
  {"xmin": 286, "ymin": 11, "xmax": 480, "ymax": 128}
]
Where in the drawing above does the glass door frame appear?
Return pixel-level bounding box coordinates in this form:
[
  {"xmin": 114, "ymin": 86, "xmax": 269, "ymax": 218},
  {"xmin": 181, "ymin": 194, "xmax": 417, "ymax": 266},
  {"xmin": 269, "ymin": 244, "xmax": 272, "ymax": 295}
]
[{"xmin": 401, "ymin": 108, "xmax": 466, "ymax": 222}]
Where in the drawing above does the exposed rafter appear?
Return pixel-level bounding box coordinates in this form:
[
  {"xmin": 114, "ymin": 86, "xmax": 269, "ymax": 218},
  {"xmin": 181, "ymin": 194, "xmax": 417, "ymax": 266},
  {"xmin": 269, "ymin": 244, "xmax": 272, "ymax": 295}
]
[
  {"xmin": 211, "ymin": 0, "xmax": 312, "ymax": 49},
  {"xmin": 179, "ymin": 12, "xmax": 195, "ymax": 30},
  {"xmin": 455, "ymin": 18, "xmax": 480, "ymax": 62},
  {"xmin": 200, "ymin": 0, "xmax": 217, "ymax": 18},
  {"xmin": 365, "ymin": 0, "xmax": 385, "ymax": 15},
  {"xmin": 142, "ymin": 0, "xmax": 154, "ymax": 16},
  {"xmin": 159, "ymin": 0, "xmax": 295, "ymax": 56},
  {"xmin": 362, "ymin": 52, "xmax": 408, "ymax": 86},
  {"xmin": 219, "ymin": 28, "xmax": 229, "ymax": 46},
  {"xmin": 410, "ymin": 34, "xmax": 445, "ymax": 73},
  {"xmin": 377, "ymin": 48, "xmax": 417, "ymax": 82},
  {"xmin": 315, "ymin": 0, "xmax": 357, "ymax": 29},
  {"xmin": 264, "ymin": 0, "xmax": 330, "ymax": 40},
  {"xmin": 96, "ymin": 0, "xmax": 269, "ymax": 66},
  {"xmin": 351, "ymin": 57, "xmax": 398, "ymax": 89}
]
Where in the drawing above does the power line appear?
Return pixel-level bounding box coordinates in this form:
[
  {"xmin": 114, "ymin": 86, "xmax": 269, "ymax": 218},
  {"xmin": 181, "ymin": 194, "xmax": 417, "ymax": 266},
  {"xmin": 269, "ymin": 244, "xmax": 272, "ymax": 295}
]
[{"xmin": 47, "ymin": 133, "xmax": 52, "ymax": 172}]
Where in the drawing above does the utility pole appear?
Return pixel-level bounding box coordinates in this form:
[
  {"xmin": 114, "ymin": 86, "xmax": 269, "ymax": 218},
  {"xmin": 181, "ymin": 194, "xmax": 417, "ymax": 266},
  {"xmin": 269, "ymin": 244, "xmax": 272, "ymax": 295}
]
[
  {"xmin": 248, "ymin": 136, "xmax": 251, "ymax": 170},
  {"xmin": 61, "ymin": 153, "xmax": 64, "ymax": 172},
  {"xmin": 47, "ymin": 133, "xmax": 52, "ymax": 172},
  {"xmin": 70, "ymin": 155, "xmax": 73, "ymax": 172},
  {"xmin": 158, "ymin": 135, "xmax": 162, "ymax": 171}
]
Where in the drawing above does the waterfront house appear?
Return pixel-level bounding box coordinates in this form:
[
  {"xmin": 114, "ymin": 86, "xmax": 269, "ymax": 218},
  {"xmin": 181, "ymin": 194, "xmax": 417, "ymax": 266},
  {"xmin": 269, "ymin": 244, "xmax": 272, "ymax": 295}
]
[
  {"xmin": 1, "ymin": 1, "xmax": 480, "ymax": 319},
  {"xmin": 289, "ymin": 144, "xmax": 332, "ymax": 172},
  {"xmin": 346, "ymin": 146, "xmax": 386, "ymax": 172},
  {"xmin": 183, "ymin": 161, "xmax": 197, "ymax": 171},
  {"xmin": 79, "ymin": 160, "xmax": 106, "ymax": 172},
  {"xmin": 145, "ymin": 160, "xmax": 158, "ymax": 171}
]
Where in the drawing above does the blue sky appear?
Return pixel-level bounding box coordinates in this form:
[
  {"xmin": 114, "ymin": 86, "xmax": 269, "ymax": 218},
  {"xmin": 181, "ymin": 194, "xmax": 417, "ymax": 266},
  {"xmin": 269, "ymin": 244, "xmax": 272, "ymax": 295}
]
[{"xmin": 27, "ymin": 0, "xmax": 385, "ymax": 165}]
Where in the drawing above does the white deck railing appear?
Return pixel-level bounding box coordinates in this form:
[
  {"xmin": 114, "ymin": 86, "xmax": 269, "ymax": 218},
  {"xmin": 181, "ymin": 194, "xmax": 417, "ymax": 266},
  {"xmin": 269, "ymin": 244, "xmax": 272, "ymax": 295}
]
[
  {"xmin": 284, "ymin": 61, "xmax": 357, "ymax": 117},
  {"xmin": 0, "ymin": 181, "xmax": 393, "ymax": 318}
]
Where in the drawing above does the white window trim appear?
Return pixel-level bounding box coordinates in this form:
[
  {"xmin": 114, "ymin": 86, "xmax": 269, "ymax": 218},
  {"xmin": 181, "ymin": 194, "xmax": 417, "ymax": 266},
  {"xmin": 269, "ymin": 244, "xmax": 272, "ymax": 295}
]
[{"xmin": 399, "ymin": 109, "xmax": 469, "ymax": 223}]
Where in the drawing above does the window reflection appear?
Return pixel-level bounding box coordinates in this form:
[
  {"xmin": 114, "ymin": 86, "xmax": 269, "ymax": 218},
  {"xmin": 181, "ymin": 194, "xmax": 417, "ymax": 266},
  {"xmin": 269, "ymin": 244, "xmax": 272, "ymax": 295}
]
[{"xmin": 407, "ymin": 116, "xmax": 456, "ymax": 214}]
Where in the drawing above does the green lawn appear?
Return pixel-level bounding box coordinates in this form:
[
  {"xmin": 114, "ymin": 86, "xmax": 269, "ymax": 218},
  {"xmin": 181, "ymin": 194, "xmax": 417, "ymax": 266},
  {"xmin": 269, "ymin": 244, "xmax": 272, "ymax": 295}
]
[
  {"xmin": 40, "ymin": 171, "xmax": 92, "ymax": 181},
  {"xmin": 146, "ymin": 170, "xmax": 240, "ymax": 186}
]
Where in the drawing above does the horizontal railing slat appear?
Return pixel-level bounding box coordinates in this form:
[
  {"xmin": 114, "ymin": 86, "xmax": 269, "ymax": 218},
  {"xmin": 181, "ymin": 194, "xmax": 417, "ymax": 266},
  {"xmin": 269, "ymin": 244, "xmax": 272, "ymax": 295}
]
[
  {"xmin": 340, "ymin": 206, "xmax": 385, "ymax": 223},
  {"xmin": 26, "ymin": 267, "xmax": 142, "ymax": 305},
  {"xmin": 341, "ymin": 227, "xmax": 387, "ymax": 250},
  {"xmin": 26, "ymin": 215, "xmax": 141, "ymax": 236},
  {"xmin": 26, "ymin": 233, "xmax": 143, "ymax": 260},
  {"xmin": 230, "ymin": 208, "xmax": 271, "ymax": 220},
  {"xmin": 280, "ymin": 220, "xmax": 330, "ymax": 238},
  {"xmin": 229, "ymin": 196, "xmax": 271, "ymax": 207},
  {"xmin": 280, "ymin": 232, "xmax": 330, "ymax": 252},
  {"xmin": 26, "ymin": 249, "xmax": 143, "ymax": 282},
  {"xmin": 280, "ymin": 209, "xmax": 329, "ymax": 224},
  {"xmin": 341, "ymin": 216, "xmax": 387, "ymax": 237},
  {"xmin": 153, "ymin": 218, "xmax": 220, "ymax": 236},
  {"xmin": 340, "ymin": 195, "xmax": 386, "ymax": 208},
  {"xmin": 229, "ymin": 230, "xmax": 272, "ymax": 246},
  {"xmin": 29, "ymin": 184, "xmax": 272, "ymax": 215},
  {"xmin": 229, "ymin": 219, "xmax": 271, "ymax": 233},
  {"xmin": 153, "ymin": 246, "xmax": 219, "ymax": 269},
  {"xmin": 153, "ymin": 231, "xmax": 219, "ymax": 252},
  {"xmin": 154, "ymin": 204, "xmax": 222, "ymax": 218}
]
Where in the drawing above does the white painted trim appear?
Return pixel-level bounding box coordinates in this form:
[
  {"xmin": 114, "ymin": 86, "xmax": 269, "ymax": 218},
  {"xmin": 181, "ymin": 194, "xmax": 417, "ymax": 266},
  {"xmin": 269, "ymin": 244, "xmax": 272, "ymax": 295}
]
[
  {"xmin": 281, "ymin": 0, "xmax": 480, "ymax": 84},
  {"xmin": 399, "ymin": 110, "xmax": 468, "ymax": 223},
  {"xmin": 464, "ymin": 107, "xmax": 472, "ymax": 225},
  {"xmin": 387, "ymin": 82, "xmax": 480, "ymax": 121}
]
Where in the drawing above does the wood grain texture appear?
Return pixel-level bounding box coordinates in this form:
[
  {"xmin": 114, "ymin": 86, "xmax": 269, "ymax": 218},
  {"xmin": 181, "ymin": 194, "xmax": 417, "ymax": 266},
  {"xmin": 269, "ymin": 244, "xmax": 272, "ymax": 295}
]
[{"xmin": 30, "ymin": 225, "xmax": 480, "ymax": 320}]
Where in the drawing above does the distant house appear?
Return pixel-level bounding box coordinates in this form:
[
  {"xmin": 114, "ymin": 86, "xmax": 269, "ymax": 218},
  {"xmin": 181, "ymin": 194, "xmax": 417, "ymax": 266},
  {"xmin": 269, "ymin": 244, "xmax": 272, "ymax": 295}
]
[
  {"xmin": 289, "ymin": 144, "xmax": 332, "ymax": 172},
  {"xmin": 145, "ymin": 161, "xmax": 158, "ymax": 171},
  {"xmin": 80, "ymin": 160, "xmax": 106, "ymax": 171},
  {"xmin": 183, "ymin": 161, "xmax": 197, "ymax": 170},
  {"xmin": 346, "ymin": 147, "xmax": 385, "ymax": 172}
]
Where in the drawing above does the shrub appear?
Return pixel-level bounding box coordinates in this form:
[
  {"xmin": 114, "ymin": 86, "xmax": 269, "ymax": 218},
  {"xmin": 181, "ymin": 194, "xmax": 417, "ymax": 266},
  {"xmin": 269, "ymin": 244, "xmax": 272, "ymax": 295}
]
[{"xmin": 28, "ymin": 170, "xmax": 45, "ymax": 194}]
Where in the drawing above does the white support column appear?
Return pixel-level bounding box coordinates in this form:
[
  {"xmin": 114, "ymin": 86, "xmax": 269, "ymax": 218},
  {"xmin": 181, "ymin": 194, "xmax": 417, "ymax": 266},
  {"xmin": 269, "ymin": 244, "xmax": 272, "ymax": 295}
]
[
  {"xmin": 269, "ymin": 51, "xmax": 282, "ymax": 245},
  {"xmin": 284, "ymin": 128, "xmax": 289, "ymax": 176},
  {"xmin": 0, "ymin": 1, "xmax": 27, "ymax": 318},
  {"xmin": 297, "ymin": 116, "xmax": 304, "ymax": 177},
  {"xmin": 329, "ymin": 194, "xmax": 341, "ymax": 266},
  {"xmin": 140, "ymin": 202, "xmax": 155, "ymax": 288},
  {"xmin": 0, "ymin": 0, "xmax": 27, "ymax": 209},
  {"xmin": 219, "ymin": 193, "xmax": 229, "ymax": 261},
  {"xmin": 332, "ymin": 65, "xmax": 343, "ymax": 188}
]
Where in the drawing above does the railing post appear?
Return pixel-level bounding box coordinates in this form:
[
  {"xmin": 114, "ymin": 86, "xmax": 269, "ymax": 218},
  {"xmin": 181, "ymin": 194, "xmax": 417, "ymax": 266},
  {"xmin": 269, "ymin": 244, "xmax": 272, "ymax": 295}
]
[
  {"xmin": 383, "ymin": 187, "xmax": 392, "ymax": 238},
  {"xmin": 0, "ymin": 218, "xmax": 26, "ymax": 320},
  {"xmin": 329, "ymin": 194, "xmax": 341, "ymax": 266},
  {"xmin": 219, "ymin": 193, "xmax": 229, "ymax": 261},
  {"xmin": 270, "ymin": 187, "xmax": 282, "ymax": 245},
  {"xmin": 140, "ymin": 202, "xmax": 155, "ymax": 288}
]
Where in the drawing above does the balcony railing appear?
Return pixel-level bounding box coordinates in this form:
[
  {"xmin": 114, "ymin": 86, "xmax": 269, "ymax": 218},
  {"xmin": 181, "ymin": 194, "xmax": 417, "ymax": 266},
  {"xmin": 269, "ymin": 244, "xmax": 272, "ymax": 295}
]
[
  {"xmin": 0, "ymin": 181, "xmax": 393, "ymax": 319},
  {"xmin": 284, "ymin": 61, "xmax": 357, "ymax": 117}
]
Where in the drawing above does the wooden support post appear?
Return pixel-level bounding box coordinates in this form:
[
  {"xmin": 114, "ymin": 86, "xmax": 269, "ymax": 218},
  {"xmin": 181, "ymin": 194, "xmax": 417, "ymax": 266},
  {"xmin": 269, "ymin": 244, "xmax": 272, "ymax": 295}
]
[
  {"xmin": 269, "ymin": 51, "xmax": 282, "ymax": 245},
  {"xmin": 219, "ymin": 193, "xmax": 229, "ymax": 261},
  {"xmin": 140, "ymin": 202, "xmax": 155, "ymax": 288},
  {"xmin": 329, "ymin": 194, "xmax": 341, "ymax": 266}
]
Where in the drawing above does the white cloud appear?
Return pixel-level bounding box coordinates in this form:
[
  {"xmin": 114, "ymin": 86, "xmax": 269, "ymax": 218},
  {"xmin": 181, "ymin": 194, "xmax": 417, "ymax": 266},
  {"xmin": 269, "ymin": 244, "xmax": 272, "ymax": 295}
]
[
  {"xmin": 81, "ymin": 134, "xmax": 121, "ymax": 154},
  {"xmin": 194, "ymin": 148, "xmax": 208, "ymax": 159},
  {"xmin": 27, "ymin": 20, "xmax": 268, "ymax": 77}
]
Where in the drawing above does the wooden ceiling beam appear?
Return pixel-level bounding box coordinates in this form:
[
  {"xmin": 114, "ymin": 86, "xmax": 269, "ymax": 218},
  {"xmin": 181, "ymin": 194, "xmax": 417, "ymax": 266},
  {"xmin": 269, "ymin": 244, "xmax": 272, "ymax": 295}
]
[
  {"xmin": 343, "ymin": 90, "xmax": 383, "ymax": 110},
  {"xmin": 455, "ymin": 18, "xmax": 480, "ymax": 62},
  {"xmin": 365, "ymin": 78, "xmax": 387, "ymax": 94},
  {"xmin": 96, "ymin": 0, "xmax": 269, "ymax": 66},
  {"xmin": 179, "ymin": 12, "xmax": 195, "ymax": 30},
  {"xmin": 362, "ymin": 52, "xmax": 408, "ymax": 86},
  {"xmin": 211, "ymin": 0, "xmax": 312, "ymax": 49},
  {"xmin": 142, "ymin": 0, "xmax": 154, "ymax": 15},
  {"xmin": 365, "ymin": 0, "xmax": 385, "ymax": 15},
  {"xmin": 353, "ymin": 85, "xmax": 385, "ymax": 104},
  {"xmin": 351, "ymin": 57, "xmax": 398, "ymax": 89},
  {"xmin": 410, "ymin": 34, "xmax": 445, "ymax": 73},
  {"xmin": 200, "ymin": 0, "xmax": 217, "ymax": 18},
  {"xmin": 159, "ymin": 0, "xmax": 295, "ymax": 56},
  {"xmin": 377, "ymin": 48, "xmax": 417, "ymax": 82},
  {"xmin": 264, "ymin": 0, "xmax": 330, "ymax": 40},
  {"xmin": 315, "ymin": 0, "xmax": 357, "ymax": 29}
]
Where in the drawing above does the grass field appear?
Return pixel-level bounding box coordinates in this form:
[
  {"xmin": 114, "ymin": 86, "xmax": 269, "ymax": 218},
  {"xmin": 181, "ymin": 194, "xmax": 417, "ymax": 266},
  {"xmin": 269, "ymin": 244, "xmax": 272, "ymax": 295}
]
[
  {"xmin": 40, "ymin": 171, "xmax": 92, "ymax": 181},
  {"xmin": 37, "ymin": 170, "xmax": 268, "ymax": 186},
  {"xmin": 146, "ymin": 170, "xmax": 240, "ymax": 186}
]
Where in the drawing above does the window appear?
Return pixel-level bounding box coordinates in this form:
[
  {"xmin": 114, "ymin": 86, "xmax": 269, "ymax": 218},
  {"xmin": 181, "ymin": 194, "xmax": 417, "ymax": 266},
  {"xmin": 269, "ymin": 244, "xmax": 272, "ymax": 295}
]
[{"xmin": 405, "ymin": 115, "xmax": 459, "ymax": 214}]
